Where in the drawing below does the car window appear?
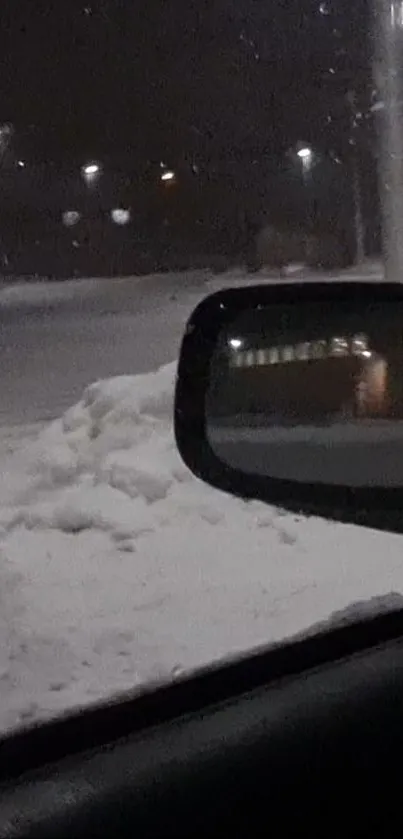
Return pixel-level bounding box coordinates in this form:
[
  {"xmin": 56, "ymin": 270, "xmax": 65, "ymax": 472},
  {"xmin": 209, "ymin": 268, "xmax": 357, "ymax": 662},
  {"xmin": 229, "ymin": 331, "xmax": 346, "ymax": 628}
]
[{"xmin": 2, "ymin": 0, "xmax": 403, "ymax": 736}]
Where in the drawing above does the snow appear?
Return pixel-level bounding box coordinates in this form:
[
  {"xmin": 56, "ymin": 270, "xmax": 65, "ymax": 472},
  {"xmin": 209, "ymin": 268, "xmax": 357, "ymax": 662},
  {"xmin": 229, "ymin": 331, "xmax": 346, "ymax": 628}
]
[
  {"xmin": 0, "ymin": 270, "xmax": 210, "ymax": 425},
  {"xmin": 0, "ymin": 277, "xmax": 107, "ymax": 307},
  {"xmin": 0, "ymin": 261, "xmax": 384, "ymax": 427},
  {"xmin": 1, "ymin": 359, "xmax": 403, "ymax": 733}
]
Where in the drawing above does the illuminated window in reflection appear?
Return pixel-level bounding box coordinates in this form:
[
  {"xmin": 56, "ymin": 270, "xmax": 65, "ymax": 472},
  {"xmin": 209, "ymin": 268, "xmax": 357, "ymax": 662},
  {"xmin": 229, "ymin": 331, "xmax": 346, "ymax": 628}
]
[
  {"xmin": 282, "ymin": 345, "xmax": 294, "ymax": 362},
  {"xmin": 228, "ymin": 333, "xmax": 371, "ymax": 368},
  {"xmin": 330, "ymin": 336, "xmax": 349, "ymax": 356},
  {"xmin": 312, "ymin": 340, "xmax": 328, "ymax": 359},
  {"xmin": 296, "ymin": 342, "xmax": 310, "ymax": 361},
  {"xmin": 351, "ymin": 333, "xmax": 369, "ymax": 355}
]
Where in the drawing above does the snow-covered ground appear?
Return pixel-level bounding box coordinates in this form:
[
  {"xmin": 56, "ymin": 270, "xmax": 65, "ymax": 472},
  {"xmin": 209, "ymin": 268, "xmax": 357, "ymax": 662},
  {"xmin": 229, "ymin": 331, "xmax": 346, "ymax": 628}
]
[
  {"xmin": 1, "ymin": 357, "xmax": 403, "ymax": 734},
  {"xmin": 1, "ymin": 259, "xmax": 401, "ymax": 735}
]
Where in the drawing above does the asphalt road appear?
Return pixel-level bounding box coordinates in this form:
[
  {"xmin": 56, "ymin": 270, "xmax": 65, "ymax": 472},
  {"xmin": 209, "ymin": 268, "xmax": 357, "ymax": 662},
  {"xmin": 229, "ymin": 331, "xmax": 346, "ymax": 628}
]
[{"xmin": 209, "ymin": 434, "xmax": 403, "ymax": 487}]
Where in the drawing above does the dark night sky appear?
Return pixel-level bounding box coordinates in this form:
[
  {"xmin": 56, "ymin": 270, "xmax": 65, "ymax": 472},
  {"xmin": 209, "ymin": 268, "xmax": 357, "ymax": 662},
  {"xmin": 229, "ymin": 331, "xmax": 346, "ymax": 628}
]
[{"xmin": 0, "ymin": 1, "xmax": 370, "ymax": 166}]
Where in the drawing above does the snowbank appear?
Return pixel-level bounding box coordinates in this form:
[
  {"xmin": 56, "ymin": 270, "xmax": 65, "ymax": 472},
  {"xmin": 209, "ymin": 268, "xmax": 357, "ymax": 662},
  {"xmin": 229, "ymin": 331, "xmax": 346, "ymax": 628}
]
[{"xmin": 1, "ymin": 360, "xmax": 403, "ymax": 732}]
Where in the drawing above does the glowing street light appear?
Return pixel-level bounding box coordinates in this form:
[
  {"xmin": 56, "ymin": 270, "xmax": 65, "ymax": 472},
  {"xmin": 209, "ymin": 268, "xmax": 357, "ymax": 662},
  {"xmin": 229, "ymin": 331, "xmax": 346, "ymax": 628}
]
[
  {"xmin": 297, "ymin": 146, "xmax": 313, "ymax": 162},
  {"xmin": 63, "ymin": 210, "xmax": 81, "ymax": 227},
  {"xmin": 111, "ymin": 208, "xmax": 131, "ymax": 225},
  {"xmin": 229, "ymin": 338, "xmax": 243, "ymax": 350},
  {"xmin": 161, "ymin": 169, "xmax": 175, "ymax": 182},
  {"xmin": 81, "ymin": 162, "xmax": 101, "ymax": 185},
  {"xmin": 83, "ymin": 163, "xmax": 99, "ymax": 175},
  {"xmin": 296, "ymin": 145, "xmax": 314, "ymax": 188}
]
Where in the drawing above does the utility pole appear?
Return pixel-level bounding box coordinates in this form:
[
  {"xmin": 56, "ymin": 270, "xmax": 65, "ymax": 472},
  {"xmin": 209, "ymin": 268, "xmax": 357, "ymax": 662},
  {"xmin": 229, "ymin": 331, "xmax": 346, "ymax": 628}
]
[
  {"xmin": 347, "ymin": 90, "xmax": 366, "ymax": 265},
  {"xmin": 352, "ymin": 153, "xmax": 365, "ymax": 264},
  {"xmin": 374, "ymin": 0, "xmax": 403, "ymax": 281}
]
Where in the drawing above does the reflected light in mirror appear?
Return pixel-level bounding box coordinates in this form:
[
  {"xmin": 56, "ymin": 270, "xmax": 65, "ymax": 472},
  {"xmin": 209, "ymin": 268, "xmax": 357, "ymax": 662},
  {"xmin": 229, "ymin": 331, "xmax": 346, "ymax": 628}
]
[{"xmin": 206, "ymin": 301, "xmax": 403, "ymax": 487}]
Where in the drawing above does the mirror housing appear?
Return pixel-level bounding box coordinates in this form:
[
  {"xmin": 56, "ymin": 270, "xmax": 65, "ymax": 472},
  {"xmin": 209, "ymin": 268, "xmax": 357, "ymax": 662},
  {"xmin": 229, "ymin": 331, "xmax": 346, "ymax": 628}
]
[{"xmin": 174, "ymin": 281, "xmax": 403, "ymax": 532}]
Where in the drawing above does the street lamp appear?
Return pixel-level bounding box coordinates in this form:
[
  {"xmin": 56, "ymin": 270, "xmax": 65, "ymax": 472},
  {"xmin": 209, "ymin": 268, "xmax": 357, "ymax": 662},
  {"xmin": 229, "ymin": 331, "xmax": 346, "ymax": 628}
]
[
  {"xmin": 346, "ymin": 90, "xmax": 366, "ymax": 265},
  {"xmin": 296, "ymin": 145, "xmax": 315, "ymax": 234},
  {"xmin": 81, "ymin": 162, "xmax": 101, "ymax": 185},
  {"xmin": 161, "ymin": 169, "xmax": 175, "ymax": 182},
  {"xmin": 297, "ymin": 146, "xmax": 314, "ymax": 184},
  {"xmin": 297, "ymin": 146, "xmax": 312, "ymax": 161},
  {"xmin": 63, "ymin": 210, "xmax": 81, "ymax": 227},
  {"xmin": 111, "ymin": 208, "xmax": 131, "ymax": 225}
]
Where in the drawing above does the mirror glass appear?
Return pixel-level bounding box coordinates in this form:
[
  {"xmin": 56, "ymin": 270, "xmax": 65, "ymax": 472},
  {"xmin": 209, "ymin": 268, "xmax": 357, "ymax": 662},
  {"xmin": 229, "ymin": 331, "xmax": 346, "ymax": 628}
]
[{"xmin": 206, "ymin": 300, "xmax": 403, "ymax": 487}]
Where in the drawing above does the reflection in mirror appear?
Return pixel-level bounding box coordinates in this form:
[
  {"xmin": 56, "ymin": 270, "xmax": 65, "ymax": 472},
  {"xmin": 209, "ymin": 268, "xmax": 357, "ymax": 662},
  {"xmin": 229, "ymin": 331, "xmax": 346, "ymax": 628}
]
[{"xmin": 206, "ymin": 301, "xmax": 403, "ymax": 487}]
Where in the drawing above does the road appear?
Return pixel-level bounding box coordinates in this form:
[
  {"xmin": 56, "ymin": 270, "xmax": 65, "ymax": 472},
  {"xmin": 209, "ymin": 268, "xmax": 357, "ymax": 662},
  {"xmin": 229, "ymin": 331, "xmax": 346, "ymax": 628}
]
[
  {"xmin": 0, "ymin": 271, "xmax": 212, "ymax": 426},
  {"xmin": 208, "ymin": 417, "xmax": 403, "ymax": 487},
  {"xmin": 209, "ymin": 435, "xmax": 403, "ymax": 487},
  {"xmin": 0, "ymin": 261, "xmax": 382, "ymax": 427}
]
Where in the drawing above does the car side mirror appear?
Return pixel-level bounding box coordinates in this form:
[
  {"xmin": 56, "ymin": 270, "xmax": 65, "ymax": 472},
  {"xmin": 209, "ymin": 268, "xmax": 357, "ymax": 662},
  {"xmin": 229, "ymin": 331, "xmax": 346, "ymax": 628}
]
[{"xmin": 174, "ymin": 281, "xmax": 403, "ymax": 531}]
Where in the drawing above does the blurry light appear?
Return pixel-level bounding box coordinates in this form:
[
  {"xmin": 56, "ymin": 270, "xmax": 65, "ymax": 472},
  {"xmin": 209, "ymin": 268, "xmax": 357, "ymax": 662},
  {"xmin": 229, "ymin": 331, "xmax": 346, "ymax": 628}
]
[
  {"xmin": 297, "ymin": 147, "xmax": 312, "ymax": 160},
  {"xmin": 111, "ymin": 208, "xmax": 131, "ymax": 225},
  {"xmin": 83, "ymin": 163, "xmax": 99, "ymax": 175},
  {"xmin": 330, "ymin": 336, "xmax": 349, "ymax": 355},
  {"xmin": 319, "ymin": 2, "xmax": 330, "ymax": 13},
  {"xmin": 81, "ymin": 162, "xmax": 102, "ymax": 185},
  {"xmin": 282, "ymin": 346, "xmax": 294, "ymax": 362},
  {"xmin": 161, "ymin": 169, "xmax": 175, "ymax": 182},
  {"xmin": 17, "ymin": 160, "xmax": 25, "ymax": 168},
  {"xmin": 352, "ymin": 334, "xmax": 369, "ymax": 354},
  {"xmin": 63, "ymin": 210, "xmax": 81, "ymax": 227},
  {"xmin": 229, "ymin": 338, "xmax": 243, "ymax": 349},
  {"xmin": 362, "ymin": 350, "xmax": 372, "ymax": 359}
]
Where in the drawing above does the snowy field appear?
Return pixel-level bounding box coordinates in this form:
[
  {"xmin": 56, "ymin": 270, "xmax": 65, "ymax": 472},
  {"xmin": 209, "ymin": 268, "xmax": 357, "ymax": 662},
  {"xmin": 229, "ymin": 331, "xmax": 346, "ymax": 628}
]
[{"xmin": 2, "ymin": 260, "xmax": 403, "ymax": 735}]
